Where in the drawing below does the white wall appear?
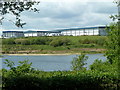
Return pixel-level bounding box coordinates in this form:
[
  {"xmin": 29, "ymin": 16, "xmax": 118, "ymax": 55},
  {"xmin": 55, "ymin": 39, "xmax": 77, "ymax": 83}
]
[
  {"xmin": 24, "ymin": 33, "xmax": 37, "ymax": 37},
  {"xmin": 61, "ymin": 28, "xmax": 100, "ymax": 36}
]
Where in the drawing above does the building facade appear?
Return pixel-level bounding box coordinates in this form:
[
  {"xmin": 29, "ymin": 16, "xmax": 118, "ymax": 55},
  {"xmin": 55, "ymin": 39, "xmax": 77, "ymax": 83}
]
[
  {"xmin": 24, "ymin": 30, "xmax": 61, "ymax": 37},
  {"xmin": 2, "ymin": 26, "xmax": 107, "ymax": 38},
  {"xmin": 59, "ymin": 26, "xmax": 107, "ymax": 36},
  {"xmin": 2, "ymin": 31, "xmax": 24, "ymax": 38}
]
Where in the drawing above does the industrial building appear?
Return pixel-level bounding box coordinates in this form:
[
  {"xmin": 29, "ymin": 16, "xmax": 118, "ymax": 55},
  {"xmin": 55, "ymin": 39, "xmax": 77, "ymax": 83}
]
[
  {"xmin": 2, "ymin": 31, "xmax": 24, "ymax": 38},
  {"xmin": 24, "ymin": 30, "xmax": 61, "ymax": 37},
  {"xmin": 59, "ymin": 26, "xmax": 107, "ymax": 36},
  {"xmin": 1, "ymin": 26, "xmax": 107, "ymax": 38}
]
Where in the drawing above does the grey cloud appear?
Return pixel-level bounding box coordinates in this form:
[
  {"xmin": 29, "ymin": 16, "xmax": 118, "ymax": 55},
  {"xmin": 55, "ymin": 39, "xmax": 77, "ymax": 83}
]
[
  {"xmin": 3, "ymin": 1, "xmax": 116, "ymax": 30},
  {"xmin": 88, "ymin": 2, "xmax": 117, "ymax": 14}
]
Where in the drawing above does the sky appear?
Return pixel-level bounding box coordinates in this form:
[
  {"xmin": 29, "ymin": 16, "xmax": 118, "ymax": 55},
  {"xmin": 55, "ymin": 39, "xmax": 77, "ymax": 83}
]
[{"xmin": 1, "ymin": 0, "xmax": 118, "ymax": 31}]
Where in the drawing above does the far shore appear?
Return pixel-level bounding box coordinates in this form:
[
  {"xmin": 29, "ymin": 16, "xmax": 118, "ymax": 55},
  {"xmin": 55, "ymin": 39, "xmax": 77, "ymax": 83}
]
[{"xmin": 2, "ymin": 53, "xmax": 82, "ymax": 56}]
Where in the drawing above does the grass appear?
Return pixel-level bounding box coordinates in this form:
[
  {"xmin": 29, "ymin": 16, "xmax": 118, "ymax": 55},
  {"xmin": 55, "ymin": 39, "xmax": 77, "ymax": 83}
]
[{"xmin": 2, "ymin": 36, "xmax": 107, "ymax": 54}]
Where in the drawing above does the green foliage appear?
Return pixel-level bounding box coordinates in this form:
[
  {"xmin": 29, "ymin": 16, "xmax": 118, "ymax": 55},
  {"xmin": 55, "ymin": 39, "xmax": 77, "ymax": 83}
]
[
  {"xmin": 15, "ymin": 39, "xmax": 30, "ymax": 45},
  {"xmin": 1, "ymin": 60, "xmax": 119, "ymax": 90},
  {"xmin": 0, "ymin": 70, "xmax": 2, "ymax": 89},
  {"xmin": 80, "ymin": 38, "xmax": 93, "ymax": 44},
  {"xmin": 90, "ymin": 59, "xmax": 117, "ymax": 73},
  {"xmin": 30, "ymin": 37, "xmax": 51, "ymax": 45},
  {"xmin": 4, "ymin": 59, "xmax": 15, "ymax": 69},
  {"xmin": 2, "ymin": 59, "xmax": 119, "ymax": 90},
  {"xmin": 2, "ymin": 36, "xmax": 107, "ymax": 54},
  {"xmin": 79, "ymin": 37, "xmax": 106, "ymax": 46},
  {"xmin": 50, "ymin": 38, "xmax": 71, "ymax": 47},
  {"xmin": 71, "ymin": 54, "xmax": 88, "ymax": 71},
  {"xmin": 105, "ymin": 23, "xmax": 119, "ymax": 64},
  {"xmin": 79, "ymin": 44, "xmax": 96, "ymax": 48},
  {"xmin": 3, "ymin": 59, "xmax": 33, "ymax": 75},
  {"xmin": 95, "ymin": 38, "xmax": 106, "ymax": 46},
  {"xmin": 2, "ymin": 36, "xmax": 107, "ymax": 46},
  {"xmin": 0, "ymin": 1, "xmax": 40, "ymax": 27},
  {"xmin": 2, "ymin": 38, "xmax": 15, "ymax": 45}
]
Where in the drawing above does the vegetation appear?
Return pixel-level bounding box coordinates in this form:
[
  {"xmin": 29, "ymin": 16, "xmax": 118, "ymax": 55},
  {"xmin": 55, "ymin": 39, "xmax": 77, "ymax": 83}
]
[
  {"xmin": 1, "ymin": 23, "xmax": 120, "ymax": 89},
  {"xmin": 0, "ymin": 1, "xmax": 40, "ymax": 27},
  {"xmin": 1, "ymin": 1, "xmax": 120, "ymax": 90},
  {"xmin": 2, "ymin": 36, "xmax": 107, "ymax": 54},
  {"xmin": 1, "ymin": 59, "xmax": 119, "ymax": 90},
  {"xmin": 71, "ymin": 54, "xmax": 88, "ymax": 71}
]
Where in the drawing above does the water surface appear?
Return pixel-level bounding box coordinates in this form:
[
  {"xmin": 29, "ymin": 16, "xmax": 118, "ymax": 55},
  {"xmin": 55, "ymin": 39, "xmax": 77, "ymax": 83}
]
[{"xmin": 1, "ymin": 54, "xmax": 106, "ymax": 71}]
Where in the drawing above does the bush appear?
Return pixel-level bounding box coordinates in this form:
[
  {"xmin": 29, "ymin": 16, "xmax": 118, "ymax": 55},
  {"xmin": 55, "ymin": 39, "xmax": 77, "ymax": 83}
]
[
  {"xmin": 71, "ymin": 54, "xmax": 88, "ymax": 71},
  {"xmin": 79, "ymin": 38, "xmax": 94, "ymax": 44},
  {"xmin": 49, "ymin": 39, "xmax": 60, "ymax": 47},
  {"xmin": 2, "ymin": 38, "xmax": 15, "ymax": 45},
  {"xmin": 50, "ymin": 38, "xmax": 71, "ymax": 47},
  {"xmin": 15, "ymin": 39, "xmax": 30, "ymax": 45},
  {"xmin": 94, "ymin": 38, "xmax": 106, "ymax": 46},
  {"xmin": 90, "ymin": 59, "xmax": 118, "ymax": 73},
  {"xmin": 21, "ymin": 39, "xmax": 30, "ymax": 45},
  {"xmin": 79, "ymin": 38, "xmax": 106, "ymax": 46},
  {"xmin": 29, "ymin": 37, "xmax": 52, "ymax": 45}
]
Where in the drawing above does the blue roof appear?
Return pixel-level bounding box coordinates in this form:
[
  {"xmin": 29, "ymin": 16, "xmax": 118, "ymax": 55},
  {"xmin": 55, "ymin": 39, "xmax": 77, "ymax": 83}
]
[
  {"xmin": 24, "ymin": 30, "xmax": 37, "ymax": 33},
  {"xmin": 3, "ymin": 31, "xmax": 23, "ymax": 33},
  {"xmin": 24, "ymin": 30, "xmax": 61, "ymax": 33},
  {"xmin": 56, "ymin": 26, "xmax": 107, "ymax": 31},
  {"xmin": 2, "ymin": 26, "xmax": 107, "ymax": 33}
]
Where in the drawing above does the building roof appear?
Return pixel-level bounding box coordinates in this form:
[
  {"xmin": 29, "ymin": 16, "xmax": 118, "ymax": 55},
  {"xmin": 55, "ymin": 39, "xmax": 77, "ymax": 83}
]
[
  {"xmin": 56, "ymin": 26, "xmax": 107, "ymax": 31},
  {"xmin": 2, "ymin": 26, "xmax": 108, "ymax": 33},
  {"xmin": 24, "ymin": 30, "xmax": 61, "ymax": 33},
  {"xmin": 3, "ymin": 31, "xmax": 23, "ymax": 33}
]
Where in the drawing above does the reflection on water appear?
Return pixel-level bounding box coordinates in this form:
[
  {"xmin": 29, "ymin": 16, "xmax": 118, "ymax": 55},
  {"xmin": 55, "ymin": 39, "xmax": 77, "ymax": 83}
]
[{"xmin": 1, "ymin": 54, "xmax": 106, "ymax": 71}]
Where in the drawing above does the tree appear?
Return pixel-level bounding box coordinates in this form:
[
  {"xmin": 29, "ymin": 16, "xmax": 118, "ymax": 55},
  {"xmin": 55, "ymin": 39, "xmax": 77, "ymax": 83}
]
[
  {"xmin": 105, "ymin": 23, "xmax": 118, "ymax": 64},
  {"xmin": 105, "ymin": 0, "xmax": 120, "ymax": 77},
  {"xmin": 0, "ymin": 0, "xmax": 40, "ymax": 28},
  {"xmin": 71, "ymin": 54, "xmax": 88, "ymax": 71}
]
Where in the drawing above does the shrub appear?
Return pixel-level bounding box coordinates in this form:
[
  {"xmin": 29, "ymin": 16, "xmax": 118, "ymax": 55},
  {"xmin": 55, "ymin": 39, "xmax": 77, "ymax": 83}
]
[
  {"xmin": 2, "ymin": 38, "xmax": 15, "ymax": 45},
  {"xmin": 29, "ymin": 37, "xmax": 52, "ymax": 45},
  {"xmin": 21, "ymin": 39, "xmax": 30, "ymax": 45},
  {"xmin": 79, "ymin": 38, "xmax": 93, "ymax": 44},
  {"xmin": 49, "ymin": 39, "xmax": 61, "ymax": 47},
  {"xmin": 15, "ymin": 39, "xmax": 30, "ymax": 45},
  {"xmin": 50, "ymin": 38, "xmax": 71, "ymax": 47},
  {"xmin": 90, "ymin": 59, "xmax": 118, "ymax": 73},
  {"xmin": 71, "ymin": 54, "xmax": 88, "ymax": 71},
  {"xmin": 94, "ymin": 38, "xmax": 106, "ymax": 46},
  {"xmin": 90, "ymin": 59, "xmax": 106, "ymax": 72}
]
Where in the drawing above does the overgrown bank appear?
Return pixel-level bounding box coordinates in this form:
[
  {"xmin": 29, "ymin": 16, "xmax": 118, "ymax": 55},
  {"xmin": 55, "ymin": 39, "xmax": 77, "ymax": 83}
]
[{"xmin": 2, "ymin": 36, "xmax": 107, "ymax": 54}]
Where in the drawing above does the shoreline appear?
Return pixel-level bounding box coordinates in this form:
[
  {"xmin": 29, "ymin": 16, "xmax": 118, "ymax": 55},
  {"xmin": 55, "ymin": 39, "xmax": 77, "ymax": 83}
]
[
  {"xmin": 3, "ymin": 53, "xmax": 82, "ymax": 56},
  {"xmin": 2, "ymin": 52, "xmax": 104, "ymax": 56}
]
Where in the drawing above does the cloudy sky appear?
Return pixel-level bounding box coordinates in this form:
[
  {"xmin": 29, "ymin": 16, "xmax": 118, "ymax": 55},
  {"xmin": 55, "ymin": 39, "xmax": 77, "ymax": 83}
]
[{"xmin": 1, "ymin": 0, "xmax": 118, "ymax": 31}]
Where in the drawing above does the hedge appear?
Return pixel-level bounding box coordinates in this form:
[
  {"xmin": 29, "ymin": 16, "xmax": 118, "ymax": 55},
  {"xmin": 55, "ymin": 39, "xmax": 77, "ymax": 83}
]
[{"xmin": 2, "ymin": 70, "xmax": 119, "ymax": 90}]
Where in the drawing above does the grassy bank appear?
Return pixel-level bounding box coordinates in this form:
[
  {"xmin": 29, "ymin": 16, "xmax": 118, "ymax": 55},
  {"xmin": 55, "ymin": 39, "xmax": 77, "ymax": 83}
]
[{"xmin": 2, "ymin": 36, "xmax": 107, "ymax": 54}]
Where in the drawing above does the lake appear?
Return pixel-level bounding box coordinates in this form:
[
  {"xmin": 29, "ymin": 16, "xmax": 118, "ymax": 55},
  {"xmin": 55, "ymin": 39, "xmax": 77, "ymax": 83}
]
[{"xmin": 1, "ymin": 54, "xmax": 106, "ymax": 71}]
